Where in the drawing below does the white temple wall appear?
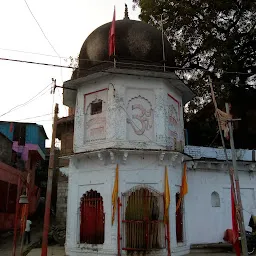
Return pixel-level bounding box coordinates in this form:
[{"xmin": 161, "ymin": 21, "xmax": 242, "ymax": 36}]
[
  {"xmin": 65, "ymin": 153, "xmax": 188, "ymax": 255},
  {"xmin": 186, "ymin": 167, "xmax": 256, "ymax": 245},
  {"xmin": 73, "ymin": 74, "xmax": 184, "ymax": 153}
]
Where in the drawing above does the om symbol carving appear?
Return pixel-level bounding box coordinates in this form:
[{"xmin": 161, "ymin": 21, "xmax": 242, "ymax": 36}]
[{"xmin": 127, "ymin": 104, "xmax": 153, "ymax": 135}]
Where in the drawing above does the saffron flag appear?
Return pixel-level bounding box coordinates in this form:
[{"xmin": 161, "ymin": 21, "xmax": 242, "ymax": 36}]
[
  {"xmin": 176, "ymin": 163, "xmax": 188, "ymax": 212},
  {"xmin": 109, "ymin": 7, "xmax": 116, "ymax": 57},
  {"xmin": 231, "ymin": 187, "xmax": 241, "ymax": 256},
  {"xmin": 112, "ymin": 164, "xmax": 119, "ymax": 225},
  {"xmin": 164, "ymin": 166, "xmax": 170, "ymax": 224}
]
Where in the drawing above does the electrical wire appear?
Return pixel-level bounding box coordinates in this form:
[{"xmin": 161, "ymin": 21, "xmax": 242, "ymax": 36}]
[
  {"xmin": 23, "ymin": 0, "xmax": 60, "ymax": 57},
  {"xmin": 0, "ymin": 46, "xmax": 254, "ymax": 77},
  {"xmin": 0, "ymin": 82, "xmax": 52, "ymax": 118},
  {"xmin": 23, "ymin": 0, "xmax": 65, "ymax": 116},
  {"xmin": 0, "ymin": 47, "xmax": 61, "ymax": 58},
  {"xmin": 12, "ymin": 113, "xmax": 52, "ymax": 122},
  {"xmin": 0, "ymin": 56, "xmax": 255, "ymax": 78}
]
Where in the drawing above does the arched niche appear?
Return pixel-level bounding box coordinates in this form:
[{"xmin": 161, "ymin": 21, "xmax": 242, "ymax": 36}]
[
  {"xmin": 211, "ymin": 191, "xmax": 220, "ymax": 207},
  {"xmin": 80, "ymin": 190, "xmax": 105, "ymax": 244},
  {"xmin": 122, "ymin": 186, "xmax": 165, "ymax": 252}
]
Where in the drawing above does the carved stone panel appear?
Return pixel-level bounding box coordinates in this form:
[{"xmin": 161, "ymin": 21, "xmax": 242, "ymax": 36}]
[
  {"xmin": 126, "ymin": 89, "xmax": 154, "ymax": 142},
  {"xmin": 84, "ymin": 89, "xmax": 108, "ymax": 142},
  {"xmin": 167, "ymin": 93, "xmax": 182, "ymax": 150}
]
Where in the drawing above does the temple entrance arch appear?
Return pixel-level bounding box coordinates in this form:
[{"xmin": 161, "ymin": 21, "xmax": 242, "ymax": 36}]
[
  {"xmin": 121, "ymin": 186, "xmax": 166, "ymax": 252},
  {"xmin": 80, "ymin": 190, "xmax": 105, "ymax": 244}
]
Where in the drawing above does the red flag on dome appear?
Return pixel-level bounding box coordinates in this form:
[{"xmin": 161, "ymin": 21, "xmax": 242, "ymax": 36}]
[{"xmin": 109, "ymin": 7, "xmax": 116, "ymax": 57}]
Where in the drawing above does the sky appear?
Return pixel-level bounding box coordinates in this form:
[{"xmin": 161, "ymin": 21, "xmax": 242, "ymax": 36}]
[{"xmin": 0, "ymin": 0, "xmax": 140, "ymax": 147}]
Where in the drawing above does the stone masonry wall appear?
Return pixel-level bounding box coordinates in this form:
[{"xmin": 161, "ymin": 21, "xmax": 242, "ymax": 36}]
[{"xmin": 56, "ymin": 174, "xmax": 68, "ymax": 226}]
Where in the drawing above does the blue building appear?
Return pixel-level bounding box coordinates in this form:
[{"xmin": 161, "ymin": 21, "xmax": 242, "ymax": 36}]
[{"xmin": 0, "ymin": 121, "xmax": 48, "ymax": 162}]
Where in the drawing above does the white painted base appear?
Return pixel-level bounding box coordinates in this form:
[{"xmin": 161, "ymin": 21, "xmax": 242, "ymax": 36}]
[
  {"xmin": 65, "ymin": 247, "xmax": 189, "ymax": 256},
  {"xmin": 65, "ymin": 147, "xmax": 256, "ymax": 256}
]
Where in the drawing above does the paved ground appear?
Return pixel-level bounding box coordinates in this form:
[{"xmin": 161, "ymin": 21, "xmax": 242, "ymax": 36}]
[
  {"xmin": 27, "ymin": 245, "xmax": 65, "ymax": 256},
  {"xmin": 188, "ymin": 254, "xmax": 235, "ymax": 256},
  {"xmin": 26, "ymin": 247, "xmax": 236, "ymax": 256},
  {"xmin": 0, "ymin": 222, "xmax": 43, "ymax": 256}
]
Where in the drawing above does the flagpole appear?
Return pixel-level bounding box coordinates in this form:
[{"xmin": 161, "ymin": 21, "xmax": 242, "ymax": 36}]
[
  {"xmin": 113, "ymin": 6, "xmax": 116, "ymax": 68},
  {"xmin": 114, "ymin": 48, "xmax": 116, "ymax": 68},
  {"xmin": 209, "ymin": 76, "xmax": 247, "ymax": 255},
  {"xmin": 161, "ymin": 14, "xmax": 166, "ymax": 72},
  {"xmin": 225, "ymin": 103, "xmax": 248, "ymax": 256}
]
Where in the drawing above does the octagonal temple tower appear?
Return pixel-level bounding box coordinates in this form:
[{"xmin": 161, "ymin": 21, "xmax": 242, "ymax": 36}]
[{"xmin": 62, "ymin": 6, "xmax": 194, "ymax": 256}]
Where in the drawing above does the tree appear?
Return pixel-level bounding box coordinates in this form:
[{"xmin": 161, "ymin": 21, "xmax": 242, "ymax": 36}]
[{"xmin": 133, "ymin": 0, "xmax": 256, "ymax": 118}]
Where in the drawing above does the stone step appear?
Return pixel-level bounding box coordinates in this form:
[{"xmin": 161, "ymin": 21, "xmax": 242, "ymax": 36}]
[{"xmin": 190, "ymin": 243, "xmax": 233, "ymax": 254}]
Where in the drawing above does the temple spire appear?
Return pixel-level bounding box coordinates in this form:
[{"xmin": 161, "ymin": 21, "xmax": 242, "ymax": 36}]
[{"xmin": 124, "ymin": 4, "xmax": 130, "ymax": 20}]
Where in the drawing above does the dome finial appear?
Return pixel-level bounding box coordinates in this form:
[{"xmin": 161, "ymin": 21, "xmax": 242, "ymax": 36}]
[{"xmin": 124, "ymin": 4, "xmax": 130, "ymax": 20}]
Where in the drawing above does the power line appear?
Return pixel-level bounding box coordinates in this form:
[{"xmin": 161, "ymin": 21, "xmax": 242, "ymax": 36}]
[
  {"xmin": 23, "ymin": 0, "xmax": 60, "ymax": 57},
  {"xmin": 0, "ymin": 55, "xmax": 255, "ymax": 78},
  {"xmin": 0, "ymin": 47, "xmax": 61, "ymax": 58},
  {"xmin": 0, "ymin": 82, "xmax": 52, "ymax": 118},
  {"xmin": 13, "ymin": 113, "xmax": 52, "ymax": 122}
]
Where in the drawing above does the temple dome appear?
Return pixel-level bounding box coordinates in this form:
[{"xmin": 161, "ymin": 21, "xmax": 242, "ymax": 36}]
[{"xmin": 78, "ymin": 18, "xmax": 176, "ymax": 73}]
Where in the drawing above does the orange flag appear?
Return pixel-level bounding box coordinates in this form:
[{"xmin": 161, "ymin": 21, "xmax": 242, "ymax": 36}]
[
  {"xmin": 111, "ymin": 164, "xmax": 119, "ymax": 225},
  {"xmin": 176, "ymin": 163, "xmax": 188, "ymax": 212},
  {"xmin": 164, "ymin": 166, "xmax": 170, "ymax": 224}
]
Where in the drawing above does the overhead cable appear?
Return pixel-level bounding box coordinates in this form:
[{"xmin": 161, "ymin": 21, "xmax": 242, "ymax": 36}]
[
  {"xmin": 23, "ymin": 0, "xmax": 60, "ymax": 57},
  {"xmin": 0, "ymin": 56, "xmax": 254, "ymax": 77},
  {"xmin": 0, "ymin": 82, "xmax": 52, "ymax": 118}
]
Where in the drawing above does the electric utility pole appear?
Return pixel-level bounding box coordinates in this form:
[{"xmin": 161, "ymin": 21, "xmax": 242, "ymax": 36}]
[{"xmin": 41, "ymin": 103, "xmax": 59, "ymax": 256}]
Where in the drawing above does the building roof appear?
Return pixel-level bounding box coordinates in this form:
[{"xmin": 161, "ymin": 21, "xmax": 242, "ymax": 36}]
[
  {"xmin": 77, "ymin": 18, "xmax": 176, "ymax": 79},
  {"xmin": 0, "ymin": 121, "xmax": 48, "ymax": 139}
]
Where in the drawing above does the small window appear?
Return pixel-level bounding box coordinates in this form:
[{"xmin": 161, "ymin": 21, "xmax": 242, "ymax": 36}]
[
  {"xmin": 211, "ymin": 191, "xmax": 220, "ymax": 207},
  {"xmin": 91, "ymin": 100, "xmax": 102, "ymax": 115}
]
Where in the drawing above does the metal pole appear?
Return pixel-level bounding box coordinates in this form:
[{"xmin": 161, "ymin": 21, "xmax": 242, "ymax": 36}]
[
  {"xmin": 20, "ymin": 230, "xmax": 25, "ymax": 256},
  {"xmin": 20, "ymin": 172, "xmax": 30, "ymax": 256},
  {"xmin": 117, "ymin": 197, "xmax": 121, "ymax": 256},
  {"xmin": 167, "ymin": 218, "xmax": 171, "ymax": 256},
  {"xmin": 208, "ymin": 77, "xmax": 238, "ymax": 207},
  {"xmin": 41, "ymin": 104, "xmax": 59, "ymax": 256},
  {"xmin": 225, "ymin": 103, "xmax": 248, "ymax": 256},
  {"xmin": 12, "ymin": 176, "xmax": 21, "ymax": 256},
  {"xmin": 161, "ymin": 14, "xmax": 166, "ymax": 72}
]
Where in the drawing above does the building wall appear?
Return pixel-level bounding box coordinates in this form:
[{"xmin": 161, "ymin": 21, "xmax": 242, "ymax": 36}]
[
  {"xmin": 59, "ymin": 129, "xmax": 73, "ymax": 167},
  {"xmin": 186, "ymin": 167, "xmax": 256, "ymax": 245},
  {"xmin": 65, "ymin": 153, "xmax": 188, "ymax": 256},
  {"xmin": 0, "ymin": 122, "xmax": 47, "ymax": 153},
  {"xmin": 74, "ymin": 74, "xmax": 184, "ymax": 153},
  {"xmin": 26, "ymin": 124, "xmax": 46, "ymax": 153},
  {"xmin": 56, "ymin": 174, "xmax": 68, "ymax": 225},
  {"xmin": 65, "ymin": 152, "xmax": 256, "ymax": 256},
  {"xmin": 0, "ymin": 134, "xmax": 12, "ymax": 165}
]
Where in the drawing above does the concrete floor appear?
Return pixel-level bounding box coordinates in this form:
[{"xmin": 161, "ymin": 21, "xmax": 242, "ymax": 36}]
[
  {"xmin": 26, "ymin": 247, "xmax": 236, "ymax": 256},
  {"xmin": 27, "ymin": 245, "xmax": 65, "ymax": 256}
]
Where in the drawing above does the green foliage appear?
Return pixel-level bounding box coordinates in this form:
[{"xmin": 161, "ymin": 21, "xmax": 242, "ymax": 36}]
[{"xmin": 133, "ymin": 0, "xmax": 256, "ymax": 116}]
